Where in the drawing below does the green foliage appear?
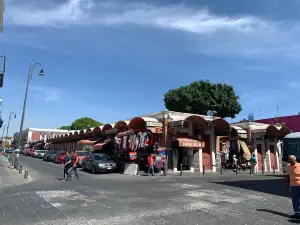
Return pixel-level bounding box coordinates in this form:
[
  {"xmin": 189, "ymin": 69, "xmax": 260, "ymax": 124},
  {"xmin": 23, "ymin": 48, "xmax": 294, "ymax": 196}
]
[
  {"xmin": 58, "ymin": 126, "xmax": 71, "ymax": 130},
  {"xmin": 70, "ymin": 117, "xmax": 103, "ymax": 130},
  {"xmin": 83, "ymin": 145, "xmax": 93, "ymax": 153},
  {"xmin": 164, "ymin": 80, "xmax": 242, "ymax": 118}
]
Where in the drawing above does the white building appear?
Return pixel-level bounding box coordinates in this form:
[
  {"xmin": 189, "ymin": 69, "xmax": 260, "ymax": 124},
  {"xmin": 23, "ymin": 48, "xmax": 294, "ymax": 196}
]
[{"xmin": 14, "ymin": 127, "xmax": 76, "ymax": 148}]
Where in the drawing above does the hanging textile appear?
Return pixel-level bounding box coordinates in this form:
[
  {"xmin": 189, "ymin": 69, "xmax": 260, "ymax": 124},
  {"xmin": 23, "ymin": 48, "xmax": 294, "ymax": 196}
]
[
  {"xmin": 222, "ymin": 141, "xmax": 230, "ymax": 153},
  {"xmin": 122, "ymin": 136, "xmax": 128, "ymax": 149},
  {"xmin": 128, "ymin": 134, "xmax": 137, "ymax": 151}
]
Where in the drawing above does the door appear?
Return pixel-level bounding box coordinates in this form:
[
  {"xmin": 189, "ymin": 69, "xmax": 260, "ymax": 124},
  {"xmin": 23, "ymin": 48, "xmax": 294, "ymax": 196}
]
[
  {"xmin": 257, "ymin": 144, "xmax": 263, "ymax": 171},
  {"xmin": 202, "ymin": 135, "xmax": 211, "ymax": 170},
  {"xmin": 270, "ymin": 145, "xmax": 277, "ymax": 169}
]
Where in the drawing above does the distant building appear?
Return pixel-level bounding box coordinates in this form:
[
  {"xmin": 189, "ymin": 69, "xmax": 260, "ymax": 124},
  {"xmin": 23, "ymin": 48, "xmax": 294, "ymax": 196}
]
[
  {"xmin": 255, "ymin": 114, "xmax": 300, "ymax": 133},
  {"xmin": 13, "ymin": 127, "xmax": 75, "ymax": 148}
]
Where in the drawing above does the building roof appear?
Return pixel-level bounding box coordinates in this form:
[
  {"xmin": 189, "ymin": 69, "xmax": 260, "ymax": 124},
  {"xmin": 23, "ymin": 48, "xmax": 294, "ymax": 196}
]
[{"xmin": 255, "ymin": 115, "xmax": 300, "ymax": 132}]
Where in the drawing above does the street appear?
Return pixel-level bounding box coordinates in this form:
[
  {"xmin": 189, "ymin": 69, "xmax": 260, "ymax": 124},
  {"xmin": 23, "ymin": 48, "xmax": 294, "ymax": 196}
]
[{"xmin": 0, "ymin": 155, "xmax": 296, "ymax": 225}]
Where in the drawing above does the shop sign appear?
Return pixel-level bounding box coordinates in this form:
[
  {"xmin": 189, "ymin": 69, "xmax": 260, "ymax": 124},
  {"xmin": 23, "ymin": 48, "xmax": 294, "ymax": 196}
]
[
  {"xmin": 129, "ymin": 152, "xmax": 137, "ymax": 161},
  {"xmin": 169, "ymin": 120, "xmax": 184, "ymax": 127},
  {"xmin": 146, "ymin": 121, "xmax": 162, "ymax": 127},
  {"xmin": 179, "ymin": 141, "xmax": 205, "ymax": 148}
]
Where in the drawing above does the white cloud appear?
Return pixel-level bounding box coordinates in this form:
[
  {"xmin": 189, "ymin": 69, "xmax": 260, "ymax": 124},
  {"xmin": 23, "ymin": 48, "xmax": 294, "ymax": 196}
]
[
  {"xmin": 4, "ymin": 0, "xmax": 300, "ymax": 58},
  {"xmin": 31, "ymin": 85, "xmax": 63, "ymax": 102}
]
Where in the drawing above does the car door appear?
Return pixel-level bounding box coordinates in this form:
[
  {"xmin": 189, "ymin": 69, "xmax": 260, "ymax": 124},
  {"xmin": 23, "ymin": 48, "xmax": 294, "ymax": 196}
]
[{"xmin": 86, "ymin": 154, "xmax": 93, "ymax": 170}]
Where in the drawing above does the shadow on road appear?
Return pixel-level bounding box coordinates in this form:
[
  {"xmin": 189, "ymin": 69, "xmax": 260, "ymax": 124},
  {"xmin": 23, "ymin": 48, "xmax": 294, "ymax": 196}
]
[
  {"xmin": 256, "ymin": 209, "xmax": 291, "ymax": 218},
  {"xmin": 210, "ymin": 178, "xmax": 288, "ymax": 197}
]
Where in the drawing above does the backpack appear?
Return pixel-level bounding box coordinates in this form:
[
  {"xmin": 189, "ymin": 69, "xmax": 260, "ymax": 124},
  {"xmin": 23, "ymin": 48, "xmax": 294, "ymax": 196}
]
[{"xmin": 250, "ymin": 157, "xmax": 257, "ymax": 163}]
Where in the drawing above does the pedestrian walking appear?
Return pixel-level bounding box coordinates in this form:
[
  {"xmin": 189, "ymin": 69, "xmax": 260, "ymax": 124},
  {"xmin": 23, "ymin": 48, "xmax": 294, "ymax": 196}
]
[
  {"xmin": 286, "ymin": 155, "xmax": 300, "ymax": 218},
  {"xmin": 250, "ymin": 153, "xmax": 257, "ymax": 174},
  {"xmin": 67, "ymin": 152, "xmax": 79, "ymax": 180},
  {"xmin": 147, "ymin": 154, "xmax": 155, "ymax": 176},
  {"xmin": 63, "ymin": 152, "xmax": 72, "ymax": 178}
]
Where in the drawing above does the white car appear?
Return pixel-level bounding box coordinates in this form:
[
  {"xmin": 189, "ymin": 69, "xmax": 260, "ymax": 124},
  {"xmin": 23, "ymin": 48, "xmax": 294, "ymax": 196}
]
[
  {"xmin": 33, "ymin": 150, "xmax": 41, "ymax": 158},
  {"xmin": 37, "ymin": 150, "xmax": 47, "ymax": 158}
]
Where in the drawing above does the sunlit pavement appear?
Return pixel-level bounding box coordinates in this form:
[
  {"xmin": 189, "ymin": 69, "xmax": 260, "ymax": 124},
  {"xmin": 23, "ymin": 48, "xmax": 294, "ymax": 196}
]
[{"xmin": 0, "ymin": 155, "xmax": 294, "ymax": 225}]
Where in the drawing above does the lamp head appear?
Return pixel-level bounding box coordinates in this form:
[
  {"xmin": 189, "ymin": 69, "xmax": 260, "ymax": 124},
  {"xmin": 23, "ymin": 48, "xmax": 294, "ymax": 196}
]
[
  {"xmin": 14, "ymin": 114, "xmax": 16, "ymax": 119},
  {"xmin": 39, "ymin": 69, "xmax": 44, "ymax": 77},
  {"xmin": 0, "ymin": 118, "xmax": 3, "ymax": 128}
]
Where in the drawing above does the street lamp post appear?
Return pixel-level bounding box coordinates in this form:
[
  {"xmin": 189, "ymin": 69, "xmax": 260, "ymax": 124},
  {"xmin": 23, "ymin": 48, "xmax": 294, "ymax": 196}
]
[
  {"xmin": 1, "ymin": 124, "xmax": 6, "ymax": 148},
  {"xmin": 5, "ymin": 112, "xmax": 16, "ymax": 139},
  {"xmin": 17, "ymin": 61, "xmax": 44, "ymax": 149}
]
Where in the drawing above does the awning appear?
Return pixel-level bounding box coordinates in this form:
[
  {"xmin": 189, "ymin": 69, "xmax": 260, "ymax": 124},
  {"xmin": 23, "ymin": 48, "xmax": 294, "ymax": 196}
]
[
  {"xmin": 118, "ymin": 129, "xmax": 134, "ymax": 138},
  {"xmin": 176, "ymin": 138, "xmax": 205, "ymax": 148},
  {"xmin": 77, "ymin": 140, "xmax": 97, "ymax": 145},
  {"xmin": 240, "ymin": 140, "xmax": 251, "ymax": 160},
  {"xmin": 104, "ymin": 129, "xmax": 118, "ymax": 135},
  {"xmin": 93, "ymin": 142, "xmax": 106, "ymax": 150}
]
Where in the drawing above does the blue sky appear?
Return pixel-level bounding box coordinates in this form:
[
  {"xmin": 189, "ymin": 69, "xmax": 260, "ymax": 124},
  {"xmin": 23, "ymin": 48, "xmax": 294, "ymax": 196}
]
[{"xmin": 1, "ymin": 0, "xmax": 300, "ymax": 136}]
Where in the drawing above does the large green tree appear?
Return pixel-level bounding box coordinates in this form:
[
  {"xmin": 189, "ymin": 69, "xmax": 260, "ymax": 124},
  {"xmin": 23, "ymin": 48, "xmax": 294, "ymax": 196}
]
[
  {"xmin": 164, "ymin": 80, "xmax": 242, "ymax": 118},
  {"xmin": 70, "ymin": 117, "xmax": 103, "ymax": 130}
]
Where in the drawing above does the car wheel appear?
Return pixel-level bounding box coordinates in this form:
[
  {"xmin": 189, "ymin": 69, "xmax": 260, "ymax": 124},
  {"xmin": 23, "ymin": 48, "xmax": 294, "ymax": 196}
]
[{"xmin": 92, "ymin": 166, "xmax": 96, "ymax": 174}]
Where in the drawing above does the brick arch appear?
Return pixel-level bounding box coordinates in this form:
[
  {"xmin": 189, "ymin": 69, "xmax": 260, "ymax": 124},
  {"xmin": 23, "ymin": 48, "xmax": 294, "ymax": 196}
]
[
  {"xmin": 114, "ymin": 120, "xmax": 128, "ymax": 132},
  {"xmin": 79, "ymin": 130, "xmax": 85, "ymax": 135},
  {"xmin": 102, "ymin": 124, "xmax": 113, "ymax": 135},
  {"xmin": 128, "ymin": 117, "xmax": 146, "ymax": 130},
  {"xmin": 93, "ymin": 126, "xmax": 102, "ymax": 137},
  {"xmin": 280, "ymin": 126, "xmax": 291, "ymax": 136},
  {"xmin": 266, "ymin": 125, "xmax": 279, "ymax": 136},
  {"xmin": 213, "ymin": 118, "xmax": 230, "ymax": 134},
  {"xmin": 184, "ymin": 115, "xmax": 207, "ymax": 130}
]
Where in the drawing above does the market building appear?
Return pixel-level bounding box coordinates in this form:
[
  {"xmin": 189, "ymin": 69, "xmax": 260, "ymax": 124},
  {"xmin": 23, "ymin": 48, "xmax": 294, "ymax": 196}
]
[{"xmin": 29, "ymin": 110, "xmax": 292, "ymax": 173}]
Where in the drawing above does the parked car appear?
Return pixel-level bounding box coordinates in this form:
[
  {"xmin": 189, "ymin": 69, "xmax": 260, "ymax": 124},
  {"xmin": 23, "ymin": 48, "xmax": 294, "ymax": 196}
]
[
  {"xmin": 75, "ymin": 151, "xmax": 89, "ymax": 167},
  {"xmin": 37, "ymin": 150, "xmax": 47, "ymax": 159},
  {"xmin": 5, "ymin": 149, "xmax": 13, "ymax": 153},
  {"xmin": 43, "ymin": 150, "xmax": 57, "ymax": 162},
  {"xmin": 82, "ymin": 153, "xmax": 116, "ymax": 174},
  {"xmin": 33, "ymin": 150, "xmax": 42, "ymax": 158},
  {"xmin": 19, "ymin": 148, "xmax": 24, "ymax": 154},
  {"xmin": 54, "ymin": 151, "xmax": 67, "ymax": 164},
  {"xmin": 29, "ymin": 149, "xmax": 36, "ymax": 157}
]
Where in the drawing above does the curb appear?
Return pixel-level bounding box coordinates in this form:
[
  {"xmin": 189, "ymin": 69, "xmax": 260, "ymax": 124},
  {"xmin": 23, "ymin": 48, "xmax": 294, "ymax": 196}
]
[{"xmin": 0, "ymin": 154, "xmax": 32, "ymax": 185}]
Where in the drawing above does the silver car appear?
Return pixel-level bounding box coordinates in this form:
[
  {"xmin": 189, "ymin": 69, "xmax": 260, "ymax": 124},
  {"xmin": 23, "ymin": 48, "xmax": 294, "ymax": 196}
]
[
  {"xmin": 82, "ymin": 153, "xmax": 116, "ymax": 174},
  {"xmin": 37, "ymin": 150, "xmax": 47, "ymax": 159}
]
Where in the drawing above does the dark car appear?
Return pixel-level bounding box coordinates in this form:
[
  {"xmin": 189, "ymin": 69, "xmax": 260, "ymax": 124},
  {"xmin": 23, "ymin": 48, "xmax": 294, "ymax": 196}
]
[
  {"xmin": 43, "ymin": 150, "xmax": 57, "ymax": 162},
  {"xmin": 5, "ymin": 149, "xmax": 13, "ymax": 153},
  {"xmin": 82, "ymin": 153, "xmax": 116, "ymax": 174}
]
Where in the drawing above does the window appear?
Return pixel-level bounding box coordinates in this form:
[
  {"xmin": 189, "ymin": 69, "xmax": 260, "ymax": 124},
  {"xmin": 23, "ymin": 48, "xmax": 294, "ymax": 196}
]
[
  {"xmin": 93, "ymin": 154, "xmax": 110, "ymax": 161},
  {"xmin": 76, "ymin": 151, "xmax": 89, "ymax": 156}
]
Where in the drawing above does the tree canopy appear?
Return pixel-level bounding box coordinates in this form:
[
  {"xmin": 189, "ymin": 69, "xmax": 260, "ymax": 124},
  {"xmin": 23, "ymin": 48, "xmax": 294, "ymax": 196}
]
[
  {"xmin": 70, "ymin": 117, "xmax": 103, "ymax": 130},
  {"xmin": 58, "ymin": 125, "xmax": 71, "ymax": 130},
  {"xmin": 164, "ymin": 80, "xmax": 242, "ymax": 118}
]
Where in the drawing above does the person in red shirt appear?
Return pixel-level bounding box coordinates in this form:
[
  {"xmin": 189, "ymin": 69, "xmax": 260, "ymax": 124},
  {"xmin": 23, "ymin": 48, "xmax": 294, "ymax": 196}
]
[
  {"xmin": 147, "ymin": 154, "xmax": 155, "ymax": 176},
  {"xmin": 67, "ymin": 152, "xmax": 79, "ymax": 180}
]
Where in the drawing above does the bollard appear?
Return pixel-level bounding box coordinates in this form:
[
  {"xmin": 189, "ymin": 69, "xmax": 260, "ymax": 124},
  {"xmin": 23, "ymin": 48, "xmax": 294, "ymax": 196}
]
[
  {"xmin": 236, "ymin": 166, "xmax": 238, "ymax": 175},
  {"xmin": 11, "ymin": 160, "xmax": 14, "ymax": 167},
  {"xmin": 24, "ymin": 171, "xmax": 29, "ymax": 179},
  {"xmin": 262, "ymin": 165, "xmax": 265, "ymax": 175},
  {"xmin": 273, "ymin": 166, "xmax": 276, "ymax": 175},
  {"xmin": 19, "ymin": 164, "xmax": 23, "ymax": 174},
  {"xmin": 202, "ymin": 165, "xmax": 205, "ymax": 175},
  {"xmin": 250, "ymin": 166, "xmax": 252, "ymax": 175},
  {"xmin": 220, "ymin": 166, "xmax": 223, "ymax": 175},
  {"xmin": 163, "ymin": 161, "xmax": 167, "ymax": 176},
  {"xmin": 180, "ymin": 164, "xmax": 183, "ymax": 176}
]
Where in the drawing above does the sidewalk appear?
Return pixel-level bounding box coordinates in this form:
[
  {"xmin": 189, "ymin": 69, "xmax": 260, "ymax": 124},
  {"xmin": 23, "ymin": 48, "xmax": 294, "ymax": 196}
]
[{"xmin": 0, "ymin": 154, "xmax": 31, "ymax": 187}]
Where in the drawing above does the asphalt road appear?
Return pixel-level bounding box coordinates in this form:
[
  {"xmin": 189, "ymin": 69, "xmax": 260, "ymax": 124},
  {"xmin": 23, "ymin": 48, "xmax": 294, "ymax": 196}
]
[{"xmin": 0, "ymin": 155, "xmax": 296, "ymax": 225}]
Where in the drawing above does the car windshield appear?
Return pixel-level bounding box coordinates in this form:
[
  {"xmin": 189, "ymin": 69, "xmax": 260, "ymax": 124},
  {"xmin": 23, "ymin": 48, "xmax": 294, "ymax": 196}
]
[
  {"xmin": 93, "ymin": 154, "xmax": 110, "ymax": 161},
  {"xmin": 76, "ymin": 151, "xmax": 89, "ymax": 156}
]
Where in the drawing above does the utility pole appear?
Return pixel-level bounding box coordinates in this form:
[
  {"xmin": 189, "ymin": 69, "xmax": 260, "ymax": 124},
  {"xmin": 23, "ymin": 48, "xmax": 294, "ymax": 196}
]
[{"xmin": 276, "ymin": 105, "xmax": 280, "ymax": 123}]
